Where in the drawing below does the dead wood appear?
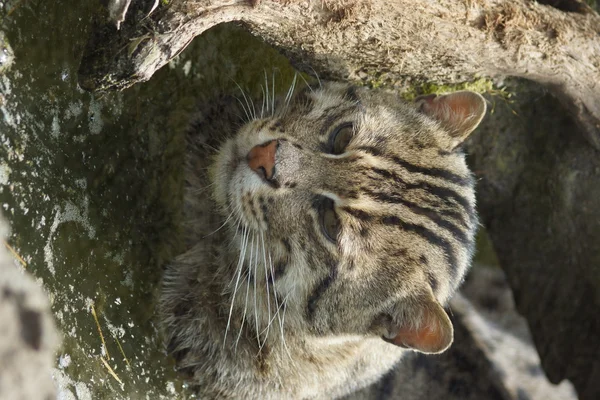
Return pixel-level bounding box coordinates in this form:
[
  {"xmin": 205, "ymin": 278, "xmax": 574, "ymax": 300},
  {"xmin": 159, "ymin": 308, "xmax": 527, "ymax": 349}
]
[{"xmin": 79, "ymin": 0, "xmax": 600, "ymax": 148}]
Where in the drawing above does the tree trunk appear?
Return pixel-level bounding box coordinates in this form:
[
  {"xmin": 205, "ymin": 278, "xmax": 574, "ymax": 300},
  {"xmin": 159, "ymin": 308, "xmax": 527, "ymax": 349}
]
[{"xmin": 466, "ymin": 78, "xmax": 600, "ymax": 400}]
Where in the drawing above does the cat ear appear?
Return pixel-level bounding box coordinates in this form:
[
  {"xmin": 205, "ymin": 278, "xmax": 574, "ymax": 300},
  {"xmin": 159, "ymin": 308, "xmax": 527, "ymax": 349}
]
[
  {"xmin": 416, "ymin": 91, "xmax": 487, "ymax": 150},
  {"xmin": 383, "ymin": 297, "xmax": 453, "ymax": 354}
]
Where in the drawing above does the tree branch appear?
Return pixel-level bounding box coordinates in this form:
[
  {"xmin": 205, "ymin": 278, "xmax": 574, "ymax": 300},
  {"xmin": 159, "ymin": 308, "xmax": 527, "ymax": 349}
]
[{"xmin": 79, "ymin": 0, "xmax": 600, "ymax": 148}]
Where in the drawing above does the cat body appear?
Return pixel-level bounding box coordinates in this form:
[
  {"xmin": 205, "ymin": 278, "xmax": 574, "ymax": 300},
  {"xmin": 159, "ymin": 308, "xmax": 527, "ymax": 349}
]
[{"xmin": 160, "ymin": 82, "xmax": 486, "ymax": 399}]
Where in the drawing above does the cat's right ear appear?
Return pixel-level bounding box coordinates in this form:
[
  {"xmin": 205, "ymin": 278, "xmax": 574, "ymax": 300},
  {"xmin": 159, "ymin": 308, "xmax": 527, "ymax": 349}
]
[
  {"xmin": 416, "ymin": 91, "xmax": 487, "ymax": 150},
  {"xmin": 381, "ymin": 295, "xmax": 454, "ymax": 354}
]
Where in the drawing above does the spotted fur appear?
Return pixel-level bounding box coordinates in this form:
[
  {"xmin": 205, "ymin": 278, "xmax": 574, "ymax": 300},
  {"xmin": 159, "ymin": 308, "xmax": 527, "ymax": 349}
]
[{"xmin": 160, "ymin": 81, "xmax": 486, "ymax": 399}]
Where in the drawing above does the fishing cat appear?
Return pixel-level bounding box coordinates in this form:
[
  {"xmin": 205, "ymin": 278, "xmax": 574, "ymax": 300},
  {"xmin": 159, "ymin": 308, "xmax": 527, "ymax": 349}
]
[{"xmin": 160, "ymin": 81, "xmax": 486, "ymax": 399}]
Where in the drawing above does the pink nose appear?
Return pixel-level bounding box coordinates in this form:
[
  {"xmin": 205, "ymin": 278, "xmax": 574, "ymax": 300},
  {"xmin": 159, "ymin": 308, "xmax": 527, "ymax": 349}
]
[{"xmin": 247, "ymin": 140, "xmax": 277, "ymax": 180}]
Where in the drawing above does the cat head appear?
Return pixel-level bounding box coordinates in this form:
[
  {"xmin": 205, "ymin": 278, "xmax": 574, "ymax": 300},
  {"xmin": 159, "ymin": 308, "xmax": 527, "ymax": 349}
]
[{"xmin": 212, "ymin": 82, "xmax": 485, "ymax": 354}]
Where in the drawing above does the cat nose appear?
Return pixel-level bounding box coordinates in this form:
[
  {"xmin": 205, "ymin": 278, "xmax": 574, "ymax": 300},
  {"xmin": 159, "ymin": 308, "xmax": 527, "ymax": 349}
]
[{"xmin": 247, "ymin": 140, "xmax": 278, "ymax": 181}]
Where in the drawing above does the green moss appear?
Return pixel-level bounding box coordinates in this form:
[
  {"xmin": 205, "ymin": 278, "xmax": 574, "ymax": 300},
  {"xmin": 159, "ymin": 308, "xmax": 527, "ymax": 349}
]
[
  {"xmin": 368, "ymin": 76, "xmax": 387, "ymax": 89},
  {"xmin": 400, "ymin": 78, "xmax": 511, "ymax": 101}
]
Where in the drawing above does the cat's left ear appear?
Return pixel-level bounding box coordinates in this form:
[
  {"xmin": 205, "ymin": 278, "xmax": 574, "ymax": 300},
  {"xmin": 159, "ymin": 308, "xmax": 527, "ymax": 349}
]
[
  {"xmin": 382, "ymin": 296, "xmax": 453, "ymax": 354},
  {"xmin": 416, "ymin": 91, "xmax": 487, "ymax": 150}
]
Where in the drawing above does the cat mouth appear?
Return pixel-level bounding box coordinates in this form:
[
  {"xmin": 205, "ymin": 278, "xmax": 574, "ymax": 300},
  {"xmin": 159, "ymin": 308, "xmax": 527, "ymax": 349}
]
[
  {"xmin": 226, "ymin": 162, "xmax": 271, "ymax": 232},
  {"xmin": 230, "ymin": 188, "xmax": 269, "ymax": 232},
  {"xmin": 217, "ymin": 136, "xmax": 279, "ymax": 232}
]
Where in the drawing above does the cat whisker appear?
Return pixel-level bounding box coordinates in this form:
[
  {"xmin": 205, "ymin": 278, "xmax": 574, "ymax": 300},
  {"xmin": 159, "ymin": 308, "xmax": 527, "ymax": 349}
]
[
  {"xmin": 260, "ymin": 241, "xmax": 287, "ymax": 356},
  {"xmin": 227, "ymin": 212, "xmax": 243, "ymax": 249},
  {"xmin": 230, "ymin": 203, "xmax": 245, "ymax": 235},
  {"xmin": 298, "ymin": 73, "xmax": 315, "ymax": 94},
  {"xmin": 266, "ymin": 247, "xmax": 284, "ymax": 342},
  {"xmin": 280, "ymin": 290, "xmax": 294, "ymax": 361},
  {"xmin": 243, "ymin": 231, "xmax": 254, "ymax": 298},
  {"xmin": 188, "ymin": 181, "xmax": 216, "ymax": 195},
  {"xmin": 260, "ymin": 84, "xmax": 266, "ymax": 119},
  {"xmin": 235, "ymin": 225, "xmax": 251, "ymax": 272},
  {"xmin": 271, "ymin": 72, "xmax": 276, "ymax": 118},
  {"xmin": 264, "ymin": 70, "xmax": 270, "ymax": 116},
  {"xmin": 283, "ymin": 73, "xmax": 298, "ymax": 116},
  {"xmin": 220, "ymin": 202, "xmax": 243, "ymax": 250},
  {"xmin": 235, "ymin": 258, "xmax": 253, "ymax": 352},
  {"xmin": 223, "ymin": 225, "xmax": 250, "ymax": 348},
  {"xmin": 200, "ymin": 142, "xmax": 220, "ymax": 153},
  {"xmin": 233, "ymin": 93, "xmax": 251, "ymax": 123},
  {"xmin": 308, "ymin": 66, "xmax": 322, "ymax": 89},
  {"xmin": 252, "ymin": 232, "xmax": 262, "ymax": 348},
  {"xmin": 186, "ymin": 166, "xmax": 213, "ymax": 172},
  {"xmin": 258, "ymin": 232, "xmax": 272, "ymax": 351},
  {"xmin": 262, "ymin": 296, "xmax": 284, "ymax": 332},
  {"xmin": 249, "ymin": 92, "xmax": 257, "ymax": 120},
  {"xmin": 230, "ymin": 109, "xmax": 249, "ymax": 125},
  {"xmin": 261, "ymin": 267, "xmax": 288, "ymax": 335},
  {"xmin": 233, "ymin": 80, "xmax": 255, "ymax": 122},
  {"xmin": 203, "ymin": 206, "xmax": 237, "ymax": 238}
]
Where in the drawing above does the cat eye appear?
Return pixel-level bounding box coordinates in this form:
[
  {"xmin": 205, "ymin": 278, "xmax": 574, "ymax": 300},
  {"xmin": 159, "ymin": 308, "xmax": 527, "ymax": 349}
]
[
  {"xmin": 320, "ymin": 197, "xmax": 341, "ymax": 242},
  {"xmin": 329, "ymin": 123, "xmax": 354, "ymax": 155}
]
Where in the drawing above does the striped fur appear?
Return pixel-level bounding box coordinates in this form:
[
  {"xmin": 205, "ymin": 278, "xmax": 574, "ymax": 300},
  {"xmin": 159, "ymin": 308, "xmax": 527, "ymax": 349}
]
[{"xmin": 160, "ymin": 82, "xmax": 486, "ymax": 399}]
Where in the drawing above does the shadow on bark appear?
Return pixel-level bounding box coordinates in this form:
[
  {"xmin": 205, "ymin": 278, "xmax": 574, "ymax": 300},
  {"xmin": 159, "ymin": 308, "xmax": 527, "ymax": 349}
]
[{"xmin": 467, "ymin": 79, "xmax": 600, "ymax": 400}]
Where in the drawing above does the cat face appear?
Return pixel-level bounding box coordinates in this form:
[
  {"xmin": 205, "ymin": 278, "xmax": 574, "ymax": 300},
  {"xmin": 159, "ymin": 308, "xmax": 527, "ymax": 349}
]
[{"xmin": 213, "ymin": 82, "xmax": 486, "ymax": 353}]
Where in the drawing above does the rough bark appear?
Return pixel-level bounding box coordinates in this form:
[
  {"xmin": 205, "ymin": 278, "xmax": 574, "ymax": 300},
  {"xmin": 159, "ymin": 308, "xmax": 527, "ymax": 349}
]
[
  {"xmin": 78, "ymin": 0, "xmax": 600, "ymax": 148},
  {"xmin": 466, "ymin": 79, "xmax": 600, "ymax": 400},
  {"xmin": 0, "ymin": 31, "xmax": 15, "ymax": 74}
]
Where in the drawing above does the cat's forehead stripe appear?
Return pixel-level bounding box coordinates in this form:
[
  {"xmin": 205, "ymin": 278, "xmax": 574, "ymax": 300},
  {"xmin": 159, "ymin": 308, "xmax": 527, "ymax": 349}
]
[
  {"xmin": 357, "ymin": 145, "xmax": 473, "ymax": 187},
  {"xmin": 365, "ymin": 167, "xmax": 475, "ymax": 222},
  {"xmin": 340, "ymin": 202, "xmax": 464, "ymax": 284},
  {"xmin": 371, "ymin": 212, "xmax": 459, "ymax": 276},
  {"xmin": 360, "ymin": 188, "xmax": 470, "ymax": 245},
  {"xmin": 403, "ymin": 181, "xmax": 476, "ymax": 223}
]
